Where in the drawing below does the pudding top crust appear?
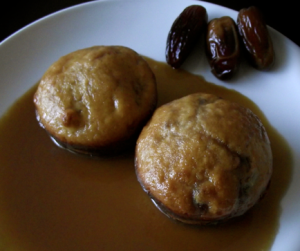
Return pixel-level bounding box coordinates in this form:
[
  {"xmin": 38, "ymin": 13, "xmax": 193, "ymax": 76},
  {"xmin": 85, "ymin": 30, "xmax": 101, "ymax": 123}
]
[
  {"xmin": 34, "ymin": 46, "xmax": 157, "ymax": 148},
  {"xmin": 135, "ymin": 93, "xmax": 272, "ymax": 222}
]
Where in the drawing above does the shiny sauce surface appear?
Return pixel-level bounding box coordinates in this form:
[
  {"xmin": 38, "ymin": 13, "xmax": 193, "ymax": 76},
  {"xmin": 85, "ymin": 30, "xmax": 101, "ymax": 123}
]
[{"xmin": 0, "ymin": 58, "xmax": 292, "ymax": 251}]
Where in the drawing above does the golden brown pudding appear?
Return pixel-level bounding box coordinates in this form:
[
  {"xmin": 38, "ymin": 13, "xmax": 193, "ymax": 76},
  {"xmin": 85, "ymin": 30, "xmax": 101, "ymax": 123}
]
[
  {"xmin": 135, "ymin": 93, "xmax": 272, "ymax": 224},
  {"xmin": 34, "ymin": 46, "xmax": 157, "ymax": 155}
]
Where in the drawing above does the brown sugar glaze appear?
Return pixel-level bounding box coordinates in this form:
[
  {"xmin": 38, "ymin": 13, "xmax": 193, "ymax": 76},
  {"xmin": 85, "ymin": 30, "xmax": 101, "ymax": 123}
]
[{"xmin": 0, "ymin": 58, "xmax": 292, "ymax": 251}]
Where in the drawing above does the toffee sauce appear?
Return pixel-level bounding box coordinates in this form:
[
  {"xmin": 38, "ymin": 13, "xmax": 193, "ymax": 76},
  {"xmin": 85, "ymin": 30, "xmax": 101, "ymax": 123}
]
[{"xmin": 0, "ymin": 58, "xmax": 292, "ymax": 251}]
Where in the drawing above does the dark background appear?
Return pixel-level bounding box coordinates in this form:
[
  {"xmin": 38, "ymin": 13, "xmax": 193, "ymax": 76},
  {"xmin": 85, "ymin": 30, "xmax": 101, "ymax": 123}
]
[{"xmin": 1, "ymin": 0, "xmax": 299, "ymax": 46}]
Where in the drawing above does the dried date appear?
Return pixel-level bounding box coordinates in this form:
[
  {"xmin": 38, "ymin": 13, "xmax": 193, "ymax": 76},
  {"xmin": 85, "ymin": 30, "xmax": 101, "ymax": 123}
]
[
  {"xmin": 237, "ymin": 6, "xmax": 275, "ymax": 70},
  {"xmin": 166, "ymin": 5, "xmax": 208, "ymax": 69},
  {"xmin": 205, "ymin": 16, "xmax": 240, "ymax": 80}
]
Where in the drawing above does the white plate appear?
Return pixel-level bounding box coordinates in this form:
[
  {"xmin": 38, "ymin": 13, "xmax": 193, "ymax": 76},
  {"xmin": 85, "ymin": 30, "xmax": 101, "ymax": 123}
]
[{"xmin": 0, "ymin": 0, "xmax": 299, "ymax": 250}]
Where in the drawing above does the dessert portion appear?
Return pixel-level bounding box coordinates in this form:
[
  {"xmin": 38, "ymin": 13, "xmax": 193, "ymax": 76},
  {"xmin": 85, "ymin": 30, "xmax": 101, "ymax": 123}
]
[
  {"xmin": 34, "ymin": 45, "xmax": 157, "ymax": 155},
  {"xmin": 135, "ymin": 93, "xmax": 272, "ymax": 224}
]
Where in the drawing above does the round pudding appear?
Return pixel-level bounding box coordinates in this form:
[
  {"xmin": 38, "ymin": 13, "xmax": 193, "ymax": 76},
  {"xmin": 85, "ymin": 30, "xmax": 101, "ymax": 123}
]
[
  {"xmin": 34, "ymin": 46, "xmax": 157, "ymax": 155},
  {"xmin": 135, "ymin": 93, "xmax": 272, "ymax": 224}
]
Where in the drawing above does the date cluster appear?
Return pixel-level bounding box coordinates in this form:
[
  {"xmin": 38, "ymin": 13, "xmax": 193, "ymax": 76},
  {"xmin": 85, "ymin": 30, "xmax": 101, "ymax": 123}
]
[{"xmin": 166, "ymin": 5, "xmax": 275, "ymax": 80}]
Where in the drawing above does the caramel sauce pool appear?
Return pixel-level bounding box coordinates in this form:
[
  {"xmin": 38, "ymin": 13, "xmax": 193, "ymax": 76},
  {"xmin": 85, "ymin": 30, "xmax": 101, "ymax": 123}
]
[{"xmin": 0, "ymin": 58, "xmax": 292, "ymax": 251}]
